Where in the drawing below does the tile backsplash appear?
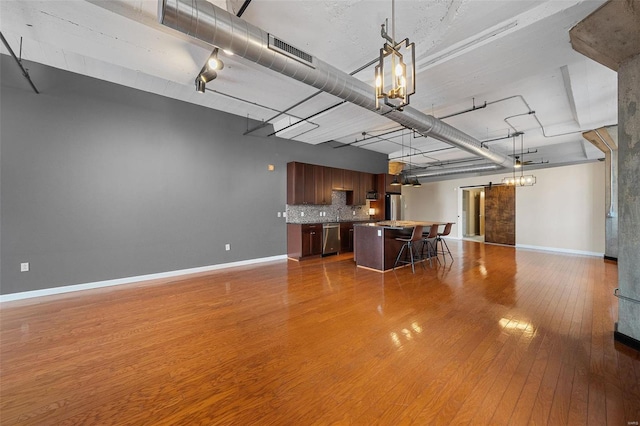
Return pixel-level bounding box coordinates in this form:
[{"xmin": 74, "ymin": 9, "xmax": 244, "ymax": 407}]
[{"xmin": 286, "ymin": 191, "xmax": 371, "ymax": 223}]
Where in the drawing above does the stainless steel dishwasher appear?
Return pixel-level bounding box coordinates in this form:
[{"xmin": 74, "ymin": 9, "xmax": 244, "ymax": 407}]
[{"xmin": 322, "ymin": 223, "xmax": 340, "ymax": 255}]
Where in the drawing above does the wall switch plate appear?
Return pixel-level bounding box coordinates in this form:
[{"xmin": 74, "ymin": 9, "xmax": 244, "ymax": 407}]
[
  {"xmin": 277, "ymin": 212, "xmax": 281, "ymax": 217},
  {"xmin": 20, "ymin": 262, "xmax": 29, "ymax": 272},
  {"xmin": 283, "ymin": 212, "xmax": 287, "ymax": 217},
  {"xmin": 353, "ymin": 211, "xmax": 356, "ymax": 215},
  {"xmin": 377, "ymin": 230, "xmax": 382, "ymax": 237},
  {"xmin": 225, "ymin": 244, "xmax": 230, "ymax": 251},
  {"xmin": 301, "ymin": 212, "xmax": 304, "ymax": 217}
]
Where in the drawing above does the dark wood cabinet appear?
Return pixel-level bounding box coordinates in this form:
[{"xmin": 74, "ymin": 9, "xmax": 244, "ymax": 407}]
[
  {"xmin": 347, "ymin": 172, "xmax": 362, "ymax": 205},
  {"xmin": 371, "ymin": 173, "xmax": 398, "ymax": 220},
  {"xmin": 288, "ymin": 223, "xmax": 322, "ymax": 260},
  {"xmin": 347, "ymin": 172, "xmax": 375, "ymax": 206},
  {"xmin": 314, "ymin": 166, "xmax": 332, "ymax": 205},
  {"xmin": 287, "ymin": 162, "xmax": 332, "ymax": 205},
  {"xmin": 331, "ymin": 168, "xmax": 354, "ymax": 191},
  {"xmin": 288, "ymin": 162, "xmax": 380, "ymax": 206},
  {"xmin": 340, "ymin": 222, "xmax": 354, "ymax": 253},
  {"xmin": 342, "ymin": 169, "xmax": 354, "ymax": 191},
  {"xmin": 331, "ymin": 167, "xmax": 343, "ymax": 190},
  {"xmin": 302, "ymin": 163, "xmax": 316, "ymax": 204},
  {"xmin": 302, "ymin": 224, "xmax": 323, "ymax": 257},
  {"xmin": 365, "ymin": 173, "xmax": 376, "ymax": 192},
  {"xmin": 287, "ymin": 162, "xmax": 305, "ymax": 204}
]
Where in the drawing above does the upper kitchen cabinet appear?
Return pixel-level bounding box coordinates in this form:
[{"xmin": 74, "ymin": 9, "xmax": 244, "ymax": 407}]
[
  {"xmin": 347, "ymin": 172, "xmax": 375, "ymax": 206},
  {"xmin": 314, "ymin": 165, "xmax": 332, "ymax": 205},
  {"xmin": 362, "ymin": 173, "xmax": 376, "ymax": 193},
  {"xmin": 287, "ymin": 162, "xmax": 332, "ymax": 205},
  {"xmin": 287, "ymin": 162, "xmax": 305, "ymax": 204},
  {"xmin": 332, "ymin": 168, "xmax": 354, "ymax": 191},
  {"xmin": 288, "ymin": 162, "xmax": 379, "ymax": 206}
]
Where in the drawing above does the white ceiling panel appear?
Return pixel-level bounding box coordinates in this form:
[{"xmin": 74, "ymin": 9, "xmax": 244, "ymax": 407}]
[{"xmin": 0, "ymin": 0, "xmax": 617, "ymax": 179}]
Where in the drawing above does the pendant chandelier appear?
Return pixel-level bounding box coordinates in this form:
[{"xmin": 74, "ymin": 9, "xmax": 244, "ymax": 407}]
[
  {"xmin": 402, "ymin": 129, "xmax": 412, "ymax": 186},
  {"xmin": 375, "ymin": 0, "xmax": 415, "ymax": 111},
  {"xmin": 502, "ymin": 133, "xmax": 536, "ymax": 186}
]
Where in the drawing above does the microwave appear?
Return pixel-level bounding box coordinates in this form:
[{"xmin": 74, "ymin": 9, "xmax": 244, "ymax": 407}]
[{"xmin": 365, "ymin": 191, "xmax": 379, "ymax": 200}]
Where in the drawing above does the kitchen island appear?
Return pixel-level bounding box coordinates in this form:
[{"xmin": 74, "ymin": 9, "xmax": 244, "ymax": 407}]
[{"xmin": 354, "ymin": 221, "xmax": 447, "ymax": 272}]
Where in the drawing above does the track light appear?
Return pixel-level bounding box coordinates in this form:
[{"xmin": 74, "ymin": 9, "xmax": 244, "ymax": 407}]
[
  {"xmin": 199, "ymin": 69, "xmax": 217, "ymax": 83},
  {"xmin": 195, "ymin": 69, "xmax": 217, "ymax": 93},
  {"xmin": 194, "ymin": 48, "xmax": 224, "ymax": 93},
  {"xmin": 195, "ymin": 78, "xmax": 206, "ymax": 93},
  {"xmin": 207, "ymin": 48, "xmax": 224, "ymax": 71}
]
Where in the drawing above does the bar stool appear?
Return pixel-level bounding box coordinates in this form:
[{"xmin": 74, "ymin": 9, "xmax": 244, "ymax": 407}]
[
  {"xmin": 393, "ymin": 225, "xmax": 424, "ymax": 273},
  {"xmin": 421, "ymin": 224, "xmax": 441, "ymax": 268},
  {"xmin": 435, "ymin": 222, "xmax": 454, "ymax": 262}
]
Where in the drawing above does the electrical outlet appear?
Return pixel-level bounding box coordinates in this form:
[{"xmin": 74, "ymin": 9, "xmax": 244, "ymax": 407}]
[
  {"xmin": 277, "ymin": 212, "xmax": 281, "ymax": 217},
  {"xmin": 283, "ymin": 212, "xmax": 286, "ymax": 217},
  {"xmin": 301, "ymin": 212, "xmax": 304, "ymax": 217},
  {"xmin": 20, "ymin": 262, "xmax": 29, "ymax": 272},
  {"xmin": 225, "ymin": 244, "xmax": 230, "ymax": 251},
  {"xmin": 353, "ymin": 211, "xmax": 356, "ymax": 215}
]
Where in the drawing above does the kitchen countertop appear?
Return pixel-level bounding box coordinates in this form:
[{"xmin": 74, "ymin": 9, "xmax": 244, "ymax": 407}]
[
  {"xmin": 287, "ymin": 220, "xmax": 376, "ymax": 225},
  {"xmin": 357, "ymin": 220, "xmax": 451, "ymax": 229}
]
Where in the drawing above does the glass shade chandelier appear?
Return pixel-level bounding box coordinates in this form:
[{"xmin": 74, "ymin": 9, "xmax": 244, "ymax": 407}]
[
  {"xmin": 502, "ymin": 133, "xmax": 536, "ymax": 186},
  {"xmin": 502, "ymin": 175, "xmax": 537, "ymax": 186},
  {"xmin": 375, "ymin": 0, "xmax": 415, "ymax": 111}
]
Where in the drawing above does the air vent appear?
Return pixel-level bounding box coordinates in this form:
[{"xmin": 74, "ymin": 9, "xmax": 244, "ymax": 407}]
[{"xmin": 268, "ymin": 34, "xmax": 315, "ymax": 68}]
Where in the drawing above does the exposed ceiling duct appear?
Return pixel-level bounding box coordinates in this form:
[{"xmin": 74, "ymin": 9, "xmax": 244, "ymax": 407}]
[
  {"xmin": 414, "ymin": 164, "xmax": 503, "ymax": 179},
  {"xmin": 158, "ymin": 0, "xmax": 514, "ymax": 170}
]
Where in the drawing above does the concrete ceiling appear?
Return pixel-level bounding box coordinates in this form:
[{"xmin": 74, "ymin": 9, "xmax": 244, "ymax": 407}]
[{"xmin": 0, "ymin": 0, "xmax": 618, "ymax": 178}]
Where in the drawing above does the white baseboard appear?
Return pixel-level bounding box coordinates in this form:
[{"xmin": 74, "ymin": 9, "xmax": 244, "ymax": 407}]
[
  {"xmin": 0, "ymin": 255, "xmax": 288, "ymax": 303},
  {"xmin": 515, "ymin": 244, "xmax": 603, "ymax": 257},
  {"xmin": 454, "ymin": 237, "xmax": 603, "ymax": 257}
]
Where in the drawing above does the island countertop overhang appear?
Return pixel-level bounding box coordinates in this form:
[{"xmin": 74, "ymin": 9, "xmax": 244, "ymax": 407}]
[{"xmin": 356, "ymin": 220, "xmax": 451, "ymax": 229}]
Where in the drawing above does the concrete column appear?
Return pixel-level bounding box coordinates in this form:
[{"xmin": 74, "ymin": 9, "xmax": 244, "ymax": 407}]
[
  {"xmin": 605, "ymin": 148, "xmax": 618, "ymax": 259},
  {"xmin": 583, "ymin": 126, "xmax": 618, "ymax": 259},
  {"xmin": 617, "ymin": 52, "xmax": 640, "ymax": 342},
  {"xmin": 570, "ymin": 0, "xmax": 640, "ymax": 346}
]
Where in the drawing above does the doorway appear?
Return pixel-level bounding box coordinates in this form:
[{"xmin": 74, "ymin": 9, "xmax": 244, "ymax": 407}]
[{"xmin": 462, "ymin": 188, "xmax": 485, "ymax": 242}]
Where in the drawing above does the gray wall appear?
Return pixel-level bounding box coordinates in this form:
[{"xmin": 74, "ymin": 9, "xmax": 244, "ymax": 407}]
[{"xmin": 0, "ymin": 56, "xmax": 388, "ymax": 295}]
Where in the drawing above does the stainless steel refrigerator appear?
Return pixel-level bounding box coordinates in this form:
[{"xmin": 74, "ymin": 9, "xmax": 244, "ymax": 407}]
[{"xmin": 385, "ymin": 194, "xmax": 402, "ymax": 220}]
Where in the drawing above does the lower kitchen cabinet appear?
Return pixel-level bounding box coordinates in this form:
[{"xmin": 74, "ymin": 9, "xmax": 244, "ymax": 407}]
[
  {"xmin": 340, "ymin": 222, "xmax": 354, "ymax": 253},
  {"xmin": 287, "ymin": 223, "xmax": 323, "ymax": 260}
]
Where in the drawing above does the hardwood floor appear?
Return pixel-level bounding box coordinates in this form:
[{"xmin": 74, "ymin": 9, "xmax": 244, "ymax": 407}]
[{"xmin": 1, "ymin": 241, "xmax": 639, "ymax": 425}]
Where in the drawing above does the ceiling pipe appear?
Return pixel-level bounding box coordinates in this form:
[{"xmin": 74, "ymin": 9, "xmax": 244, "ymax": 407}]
[
  {"xmin": 0, "ymin": 32, "xmax": 39, "ymax": 94},
  {"xmin": 414, "ymin": 164, "xmax": 502, "ymax": 178},
  {"xmin": 158, "ymin": 0, "xmax": 514, "ymax": 170},
  {"xmin": 594, "ymin": 128, "xmax": 616, "ymax": 218}
]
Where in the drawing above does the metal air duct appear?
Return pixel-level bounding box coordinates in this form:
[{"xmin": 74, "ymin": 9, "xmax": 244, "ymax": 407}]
[
  {"xmin": 158, "ymin": 0, "xmax": 514, "ymax": 169},
  {"xmin": 414, "ymin": 164, "xmax": 502, "ymax": 179}
]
